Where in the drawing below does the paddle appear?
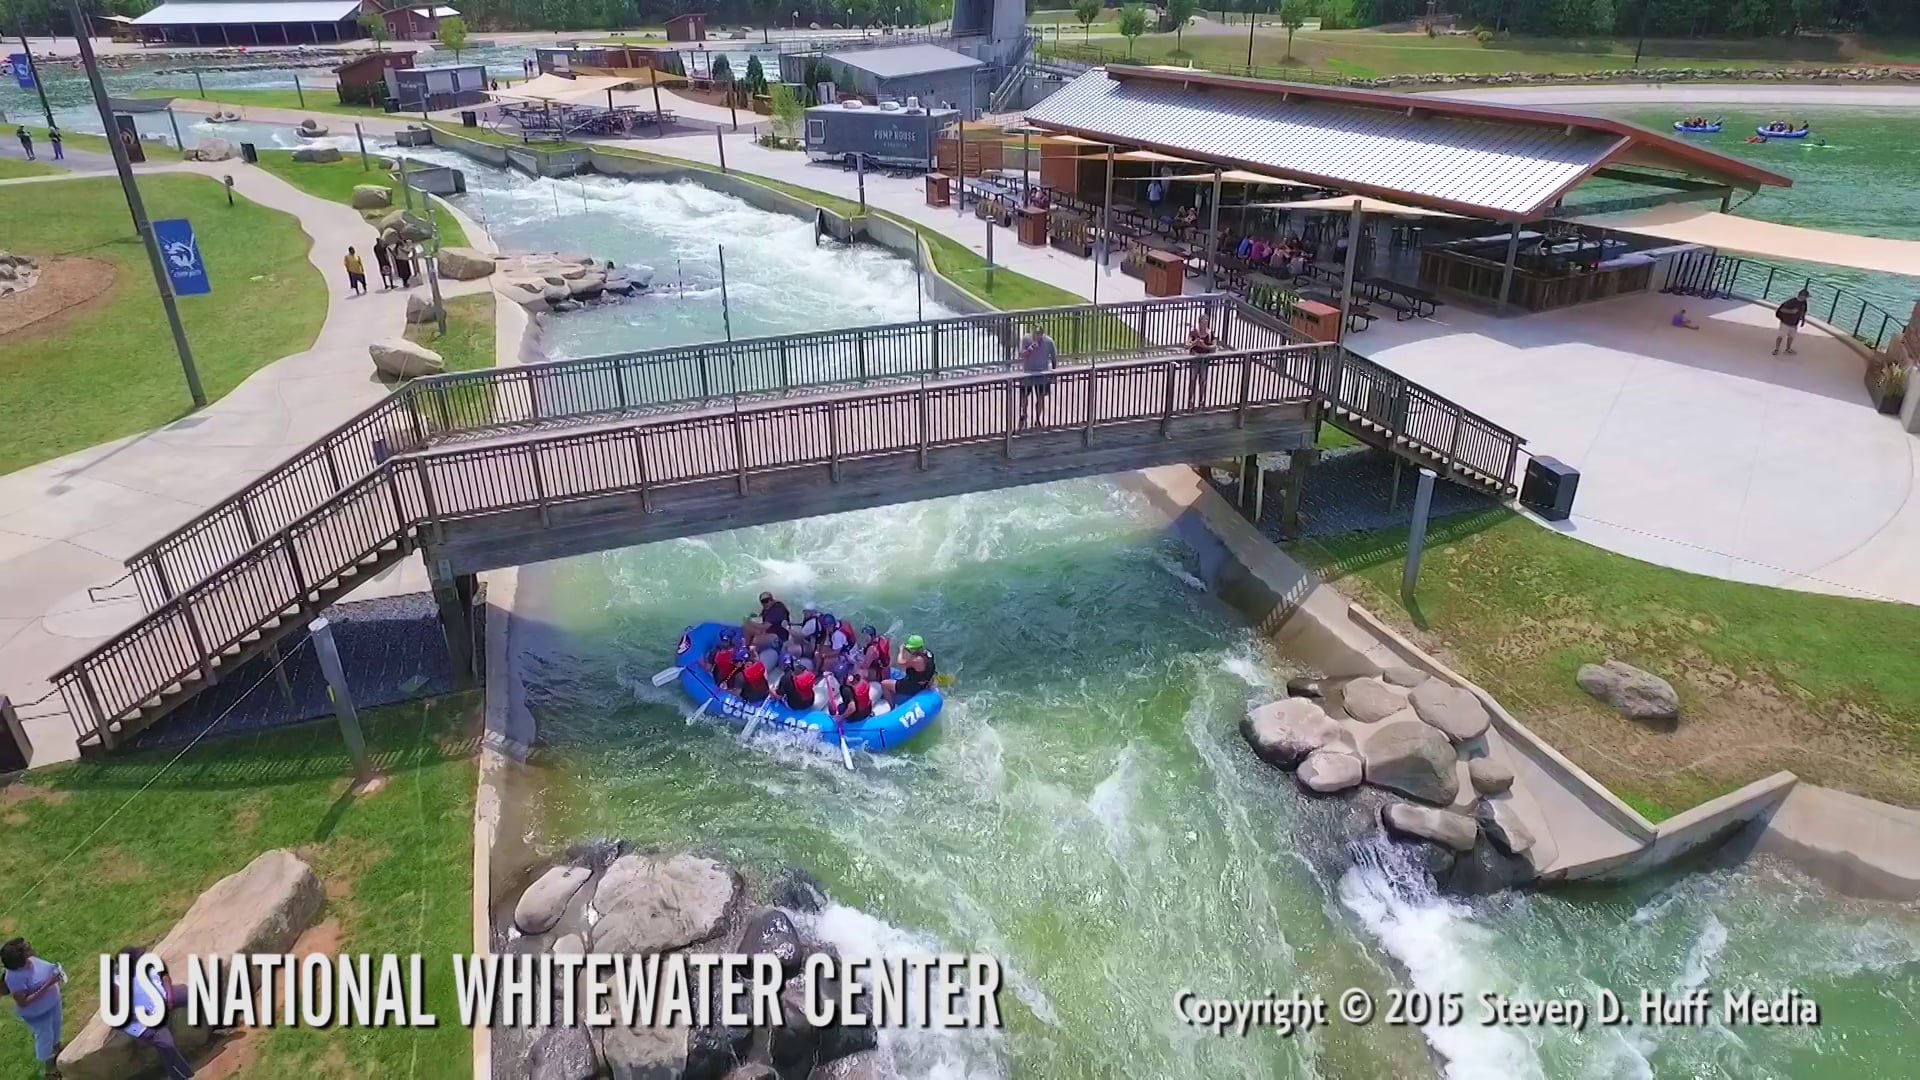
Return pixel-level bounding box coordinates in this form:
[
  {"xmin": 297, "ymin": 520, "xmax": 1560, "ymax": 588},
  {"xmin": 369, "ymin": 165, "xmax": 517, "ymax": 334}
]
[
  {"xmin": 688, "ymin": 698, "xmax": 713, "ymax": 726},
  {"xmin": 834, "ymin": 716, "xmax": 854, "ymax": 771},
  {"xmin": 740, "ymin": 703, "xmax": 766, "ymax": 741},
  {"xmin": 650, "ymin": 666, "xmax": 683, "ymax": 687}
]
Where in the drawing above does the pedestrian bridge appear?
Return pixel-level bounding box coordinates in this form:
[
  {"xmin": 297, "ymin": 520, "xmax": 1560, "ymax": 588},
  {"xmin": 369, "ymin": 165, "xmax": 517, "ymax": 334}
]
[{"xmin": 47, "ymin": 296, "xmax": 1525, "ymax": 754}]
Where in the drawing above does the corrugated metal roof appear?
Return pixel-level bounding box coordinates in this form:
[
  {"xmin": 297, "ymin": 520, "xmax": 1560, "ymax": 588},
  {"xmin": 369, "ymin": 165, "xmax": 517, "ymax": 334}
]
[
  {"xmin": 133, "ymin": 1, "xmax": 363, "ymax": 25},
  {"xmin": 826, "ymin": 44, "xmax": 983, "ymax": 80},
  {"xmin": 1025, "ymin": 68, "xmax": 1620, "ymax": 218}
]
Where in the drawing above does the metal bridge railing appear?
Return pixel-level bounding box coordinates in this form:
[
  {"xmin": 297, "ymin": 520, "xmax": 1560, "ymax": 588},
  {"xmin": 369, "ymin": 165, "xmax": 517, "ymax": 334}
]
[
  {"xmin": 123, "ymin": 297, "xmax": 1230, "ymax": 614},
  {"xmin": 56, "ymin": 342, "xmax": 1338, "ymax": 750},
  {"xmin": 1663, "ymin": 250, "xmax": 1908, "ymax": 353}
]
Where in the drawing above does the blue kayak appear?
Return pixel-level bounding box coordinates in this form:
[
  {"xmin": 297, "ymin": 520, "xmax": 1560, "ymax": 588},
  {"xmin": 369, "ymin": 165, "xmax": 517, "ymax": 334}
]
[
  {"xmin": 1672, "ymin": 122, "xmax": 1721, "ymax": 133},
  {"xmin": 1757, "ymin": 126, "xmax": 1810, "ymax": 139},
  {"xmin": 673, "ymin": 621, "xmax": 943, "ymax": 752}
]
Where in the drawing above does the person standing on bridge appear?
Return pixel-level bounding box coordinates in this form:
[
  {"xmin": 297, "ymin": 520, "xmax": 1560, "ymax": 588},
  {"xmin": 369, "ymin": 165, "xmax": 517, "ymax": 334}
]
[
  {"xmin": 1015, "ymin": 325, "xmax": 1056, "ymax": 428},
  {"xmin": 1187, "ymin": 314, "xmax": 1220, "ymax": 408}
]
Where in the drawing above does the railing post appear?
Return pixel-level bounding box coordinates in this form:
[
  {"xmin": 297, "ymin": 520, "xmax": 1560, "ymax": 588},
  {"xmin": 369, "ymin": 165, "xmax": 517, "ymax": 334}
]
[
  {"xmin": 152, "ymin": 558, "xmax": 177, "ymax": 605},
  {"xmin": 381, "ymin": 463, "xmax": 409, "ymax": 551},
  {"xmin": 181, "ymin": 603, "xmax": 214, "ymax": 683},
  {"xmin": 699, "ymin": 350, "xmax": 712, "ymax": 399},
  {"xmin": 1878, "ymin": 314, "xmax": 1892, "ymax": 351},
  {"xmin": 529, "ymin": 447, "xmax": 551, "ymax": 527},
  {"xmin": 917, "ymin": 383, "xmax": 931, "ymax": 470},
  {"xmin": 323, "ymin": 442, "xmax": 343, "ymax": 491},
  {"xmin": 1003, "ymin": 379, "xmax": 1016, "ymax": 458},
  {"xmin": 929, "ymin": 325, "xmax": 941, "ymax": 377},
  {"xmin": 828, "ymin": 404, "xmax": 842, "ymax": 482},
  {"xmin": 76, "ymin": 669, "xmax": 110, "ymax": 750},
  {"xmin": 1445, "ymin": 414, "xmax": 1464, "ymax": 474},
  {"xmin": 238, "ymin": 498, "xmax": 261, "ymax": 546},
  {"xmin": 434, "ymin": 382, "xmax": 454, "ymax": 435},
  {"xmin": 1503, "ymin": 440, "xmax": 1521, "ymax": 494},
  {"xmin": 1160, "ymin": 360, "xmax": 1176, "ymax": 438},
  {"xmin": 523, "ymin": 369, "xmax": 541, "ymax": 422},
  {"xmin": 779, "ymin": 339, "xmax": 792, "ymax": 392},
  {"xmin": 616, "ymin": 363, "xmax": 630, "ymax": 411},
  {"xmin": 732, "ymin": 412, "xmax": 751, "ymax": 495},
  {"xmin": 858, "ymin": 332, "xmax": 869, "ymax": 384},
  {"xmin": 1083, "ymin": 360, "xmax": 1098, "ymax": 446},
  {"xmin": 1236, "ymin": 354, "xmax": 1254, "ymax": 428},
  {"xmin": 1828, "ymin": 291, "xmax": 1840, "ymax": 323},
  {"xmin": 631, "ymin": 428, "xmax": 653, "ymax": 512},
  {"xmin": 405, "ymin": 390, "xmax": 427, "ymax": 448},
  {"xmin": 415, "ymin": 457, "xmax": 445, "ymax": 545}
]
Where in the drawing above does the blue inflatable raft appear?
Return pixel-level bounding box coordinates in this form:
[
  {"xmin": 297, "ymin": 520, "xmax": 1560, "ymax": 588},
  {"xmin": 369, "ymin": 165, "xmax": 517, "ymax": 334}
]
[
  {"xmin": 1672, "ymin": 121, "xmax": 1722, "ymax": 133},
  {"xmin": 674, "ymin": 622, "xmax": 942, "ymax": 752},
  {"xmin": 1757, "ymin": 126, "xmax": 1810, "ymax": 139}
]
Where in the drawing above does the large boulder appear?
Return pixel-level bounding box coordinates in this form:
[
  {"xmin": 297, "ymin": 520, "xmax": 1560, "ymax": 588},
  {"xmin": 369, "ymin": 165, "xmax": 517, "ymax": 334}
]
[
  {"xmin": 1341, "ymin": 676, "xmax": 1409, "ymax": 723},
  {"xmin": 597, "ymin": 1020, "xmax": 688, "ymax": 1080},
  {"xmin": 376, "ymin": 207, "xmax": 435, "ymax": 241},
  {"xmin": 1240, "ymin": 697, "xmax": 1353, "ymax": 769},
  {"xmin": 438, "ymin": 246, "xmax": 498, "ymax": 280},
  {"xmin": 405, "ymin": 292, "xmax": 442, "ymax": 325},
  {"xmin": 1296, "ymin": 749, "xmax": 1363, "ymax": 794},
  {"xmin": 1409, "ymin": 681, "xmax": 1491, "ymax": 744},
  {"xmin": 1381, "ymin": 802, "xmax": 1478, "ymax": 853},
  {"xmin": 291, "ymin": 145, "xmax": 342, "ymax": 163},
  {"xmin": 1382, "ymin": 665, "xmax": 1429, "ymax": 688},
  {"xmin": 1576, "ymin": 660, "xmax": 1679, "ymax": 725},
  {"xmin": 590, "ymin": 853, "xmax": 741, "ymax": 955},
  {"xmin": 1284, "ymin": 675, "xmax": 1324, "ymax": 701},
  {"xmin": 58, "ymin": 851, "xmax": 323, "ymax": 1080},
  {"xmin": 1475, "ymin": 797, "xmax": 1536, "ymax": 856},
  {"xmin": 1443, "ymin": 835, "xmax": 1536, "ymax": 896},
  {"xmin": 350, "ymin": 183, "xmax": 392, "ymax": 210},
  {"xmin": 515, "ymin": 864, "xmax": 593, "ymax": 935},
  {"xmin": 568, "ymin": 271, "xmax": 607, "ymax": 299},
  {"xmin": 737, "ymin": 907, "xmax": 802, "ymax": 979},
  {"xmin": 186, "ymin": 137, "xmax": 234, "ymax": 162},
  {"xmin": 1357, "ymin": 716, "xmax": 1459, "ymax": 805},
  {"xmin": 370, "ymin": 339, "xmax": 445, "ymax": 379},
  {"xmin": 1467, "ymin": 757, "xmax": 1514, "ymax": 795},
  {"xmin": 297, "ymin": 118, "xmax": 330, "ymax": 137},
  {"xmin": 498, "ymin": 273, "xmax": 551, "ymax": 308},
  {"xmin": 529, "ymin": 1025, "xmax": 599, "ymax": 1080},
  {"xmin": 812, "ymin": 1051, "xmax": 886, "ymax": 1079}
]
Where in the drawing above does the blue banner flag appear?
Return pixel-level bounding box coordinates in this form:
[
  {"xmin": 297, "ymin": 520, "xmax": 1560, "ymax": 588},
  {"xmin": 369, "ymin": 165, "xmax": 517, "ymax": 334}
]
[
  {"xmin": 8, "ymin": 54, "xmax": 33, "ymax": 90},
  {"xmin": 152, "ymin": 219, "xmax": 212, "ymax": 296}
]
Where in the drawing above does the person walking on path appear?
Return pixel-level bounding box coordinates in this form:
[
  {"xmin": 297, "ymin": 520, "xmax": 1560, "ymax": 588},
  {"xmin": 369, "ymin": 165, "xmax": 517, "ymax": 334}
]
[
  {"xmin": 14, "ymin": 127, "xmax": 32, "ymax": 161},
  {"xmin": 372, "ymin": 237, "xmax": 395, "ymax": 290},
  {"xmin": 2, "ymin": 938, "xmax": 66, "ymax": 1078},
  {"xmin": 46, "ymin": 126, "xmax": 61, "ymax": 161},
  {"xmin": 392, "ymin": 242, "xmax": 415, "ymax": 288},
  {"xmin": 343, "ymin": 247, "xmax": 367, "ymax": 296},
  {"xmin": 1773, "ymin": 288, "xmax": 1809, "ymax": 355}
]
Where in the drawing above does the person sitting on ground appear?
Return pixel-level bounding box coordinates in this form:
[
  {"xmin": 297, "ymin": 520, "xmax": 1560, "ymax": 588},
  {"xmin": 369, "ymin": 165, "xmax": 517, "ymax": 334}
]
[
  {"xmin": 1671, "ymin": 308, "xmax": 1699, "ymax": 330},
  {"xmin": 856, "ymin": 625, "xmax": 891, "ymax": 681},
  {"xmin": 883, "ymin": 635, "xmax": 936, "ymax": 705},
  {"xmin": 745, "ymin": 591, "xmax": 792, "ymax": 646},
  {"xmin": 738, "ymin": 658, "xmax": 771, "ymax": 703}
]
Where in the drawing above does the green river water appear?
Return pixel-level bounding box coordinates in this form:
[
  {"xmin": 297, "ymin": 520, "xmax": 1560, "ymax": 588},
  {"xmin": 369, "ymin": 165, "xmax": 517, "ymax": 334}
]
[{"xmin": 418, "ymin": 135, "xmax": 1920, "ymax": 1078}]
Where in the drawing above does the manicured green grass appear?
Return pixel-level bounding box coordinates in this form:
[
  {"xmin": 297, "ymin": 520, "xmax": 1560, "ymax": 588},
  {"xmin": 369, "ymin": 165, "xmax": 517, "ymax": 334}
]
[
  {"xmin": 0, "ymin": 174, "xmax": 326, "ymax": 474},
  {"xmin": 126, "ymin": 86, "xmax": 388, "ymax": 119},
  {"xmin": 254, "ymin": 149, "xmax": 470, "ymax": 248},
  {"xmin": 0, "ymin": 695, "xmax": 476, "ymax": 1077},
  {"xmin": 0, "ymin": 157, "xmax": 62, "ymax": 178},
  {"xmin": 406, "ymin": 292, "xmax": 496, "ymax": 373},
  {"xmin": 1293, "ymin": 508, "xmax": 1920, "ymax": 815},
  {"xmin": 1315, "ymin": 423, "xmax": 1361, "ymax": 451}
]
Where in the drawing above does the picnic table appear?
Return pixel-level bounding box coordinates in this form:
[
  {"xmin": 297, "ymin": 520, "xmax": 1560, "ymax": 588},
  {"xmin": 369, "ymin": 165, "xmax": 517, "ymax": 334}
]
[{"xmin": 1357, "ymin": 275, "xmax": 1438, "ymax": 320}]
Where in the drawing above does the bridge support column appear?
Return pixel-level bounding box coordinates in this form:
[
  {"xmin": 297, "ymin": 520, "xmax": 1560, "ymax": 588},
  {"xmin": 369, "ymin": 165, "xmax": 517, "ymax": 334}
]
[
  {"xmin": 432, "ymin": 568, "xmax": 480, "ymax": 688},
  {"xmin": 1278, "ymin": 449, "xmax": 1318, "ymax": 541},
  {"xmin": 1237, "ymin": 454, "xmax": 1265, "ymax": 523}
]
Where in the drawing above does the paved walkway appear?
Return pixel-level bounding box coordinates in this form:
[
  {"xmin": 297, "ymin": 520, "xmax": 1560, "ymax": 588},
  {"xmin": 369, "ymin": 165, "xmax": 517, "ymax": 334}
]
[
  {"xmin": 1356, "ymin": 290, "xmax": 1920, "ymax": 603},
  {"xmin": 0, "ymin": 158, "xmax": 491, "ymax": 765}
]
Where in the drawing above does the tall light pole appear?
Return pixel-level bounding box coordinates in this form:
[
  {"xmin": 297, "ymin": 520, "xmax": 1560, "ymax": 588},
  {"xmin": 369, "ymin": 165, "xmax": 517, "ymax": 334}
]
[
  {"xmin": 1633, "ymin": 0, "xmax": 1652, "ymax": 67},
  {"xmin": 67, "ymin": 0, "xmax": 203, "ymax": 407},
  {"xmin": 12, "ymin": 19, "xmax": 55, "ymax": 127},
  {"xmin": 1245, "ymin": 0, "xmax": 1259, "ymax": 68}
]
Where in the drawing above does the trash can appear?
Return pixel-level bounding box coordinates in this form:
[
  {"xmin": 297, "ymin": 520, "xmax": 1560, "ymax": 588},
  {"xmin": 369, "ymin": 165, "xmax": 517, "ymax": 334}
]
[
  {"xmin": 0, "ymin": 697, "xmax": 32, "ymax": 774},
  {"xmin": 461, "ymin": 110, "xmax": 478, "ymax": 128},
  {"xmin": 1521, "ymin": 455, "xmax": 1580, "ymax": 522},
  {"xmin": 240, "ymin": 141, "xmax": 258, "ymax": 164}
]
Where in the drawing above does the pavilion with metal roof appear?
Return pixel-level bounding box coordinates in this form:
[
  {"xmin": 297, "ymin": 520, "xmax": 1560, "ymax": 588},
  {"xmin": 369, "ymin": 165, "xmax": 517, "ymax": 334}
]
[{"xmin": 131, "ymin": 0, "xmax": 367, "ymax": 45}]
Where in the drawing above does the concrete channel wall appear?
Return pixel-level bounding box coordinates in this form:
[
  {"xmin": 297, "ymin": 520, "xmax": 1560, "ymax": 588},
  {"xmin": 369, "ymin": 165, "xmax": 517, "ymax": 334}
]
[{"xmin": 433, "ymin": 128, "xmax": 1916, "ymax": 899}]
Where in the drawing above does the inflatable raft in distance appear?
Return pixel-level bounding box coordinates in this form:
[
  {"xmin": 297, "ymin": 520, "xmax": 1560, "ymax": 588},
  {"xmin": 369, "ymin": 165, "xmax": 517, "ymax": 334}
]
[
  {"xmin": 1672, "ymin": 121, "xmax": 1722, "ymax": 133},
  {"xmin": 674, "ymin": 622, "xmax": 942, "ymax": 752},
  {"xmin": 1756, "ymin": 126, "xmax": 1810, "ymax": 139}
]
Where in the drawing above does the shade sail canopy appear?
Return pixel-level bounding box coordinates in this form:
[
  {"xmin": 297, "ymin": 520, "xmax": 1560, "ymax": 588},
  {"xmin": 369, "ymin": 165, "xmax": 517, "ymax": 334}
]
[
  {"xmin": 1264, "ymin": 194, "xmax": 1462, "ymax": 218},
  {"xmin": 489, "ymin": 73, "xmax": 641, "ymax": 105},
  {"xmin": 1572, "ymin": 205, "xmax": 1920, "ymax": 278},
  {"xmin": 1152, "ymin": 170, "xmax": 1311, "ymax": 186},
  {"xmin": 133, "ymin": 1, "xmax": 362, "ymax": 24},
  {"xmin": 1115, "ymin": 149, "xmax": 1195, "ymax": 163}
]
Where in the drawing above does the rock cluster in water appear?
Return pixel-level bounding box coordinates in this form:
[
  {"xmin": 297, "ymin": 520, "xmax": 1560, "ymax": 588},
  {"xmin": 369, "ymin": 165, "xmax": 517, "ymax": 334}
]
[
  {"xmin": 461, "ymin": 250, "xmax": 653, "ymax": 313},
  {"xmin": 508, "ymin": 840, "xmax": 883, "ymax": 1080},
  {"xmin": 1244, "ymin": 667, "xmax": 1537, "ymax": 896}
]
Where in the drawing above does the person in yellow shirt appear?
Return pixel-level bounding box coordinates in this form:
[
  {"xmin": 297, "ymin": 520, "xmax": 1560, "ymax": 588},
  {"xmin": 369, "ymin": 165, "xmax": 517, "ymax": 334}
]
[{"xmin": 343, "ymin": 246, "xmax": 367, "ymax": 296}]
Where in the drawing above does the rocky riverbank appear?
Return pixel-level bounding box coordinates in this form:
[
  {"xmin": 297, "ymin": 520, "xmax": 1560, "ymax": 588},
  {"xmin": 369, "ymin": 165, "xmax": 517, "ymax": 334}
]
[
  {"xmin": 503, "ymin": 841, "xmax": 886, "ymax": 1080},
  {"xmin": 437, "ymin": 247, "xmax": 654, "ymax": 313},
  {"xmin": 1244, "ymin": 669, "xmax": 1538, "ymax": 896}
]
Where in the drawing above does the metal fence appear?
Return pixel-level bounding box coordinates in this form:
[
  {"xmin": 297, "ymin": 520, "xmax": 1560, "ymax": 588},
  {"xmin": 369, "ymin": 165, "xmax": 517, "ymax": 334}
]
[
  {"xmin": 1663, "ymin": 250, "xmax": 1908, "ymax": 352},
  {"xmin": 124, "ymin": 297, "xmax": 1230, "ymax": 613},
  {"xmin": 57, "ymin": 341, "xmax": 1338, "ymax": 751}
]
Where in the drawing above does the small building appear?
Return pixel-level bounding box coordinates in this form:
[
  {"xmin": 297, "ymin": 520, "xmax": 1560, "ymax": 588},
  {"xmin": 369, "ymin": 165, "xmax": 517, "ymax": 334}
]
[
  {"xmin": 535, "ymin": 44, "xmax": 687, "ymax": 84},
  {"xmin": 822, "ymin": 44, "xmax": 986, "ymax": 119},
  {"xmin": 384, "ymin": 4, "xmax": 458, "ymax": 42},
  {"xmin": 130, "ymin": 0, "xmax": 369, "ymax": 46},
  {"xmin": 384, "ymin": 61, "xmax": 488, "ymax": 112},
  {"xmin": 335, "ymin": 50, "xmax": 413, "ymax": 107},
  {"xmin": 665, "ymin": 13, "xmax": 706, "ymax": 42},
  {"xmin": 804, "ymin": 100, "xmax": 958, "ymax": 170}
]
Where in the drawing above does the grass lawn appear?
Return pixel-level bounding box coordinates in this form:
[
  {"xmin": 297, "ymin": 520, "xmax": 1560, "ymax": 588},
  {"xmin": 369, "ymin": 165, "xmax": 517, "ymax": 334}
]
[
  {"xmin": 0, "ymin": 695, "xmax": 476, "ymax": 1077},
  {"xmin": 1038, "ymin": 27, "xmax": 1901, "ymax": 79},
  {"xmin": 0, "ymin": 174, "xmax": 326, "ymax": 474},
  {"xmin": 1292, "ymin": 508, "xmax": 1920, "ymax": 819},
  {"xmin": 405, "ymin": 291, "xmax": 496, "ymax": 373},
  {"xmin": 0, "ymin": 157, "xmax": 62, "ymax": 178},
  {"xmin": 254, "ymin": 149, "xmax": 470, "ymax": 249},
  {"xmin": 127, "ymin": 86, "xmax": 388, "ymax": 119}
]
